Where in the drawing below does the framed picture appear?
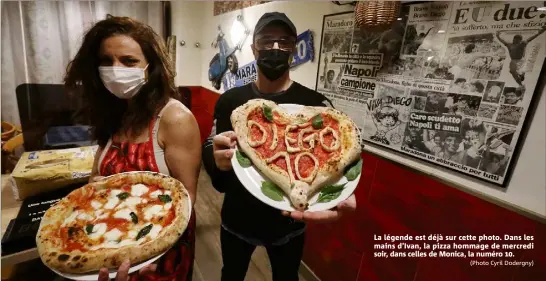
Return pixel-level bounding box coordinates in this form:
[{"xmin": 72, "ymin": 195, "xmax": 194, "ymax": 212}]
[{"xmin": 315, "ymin": 1, "xmax": 546, "ymax": 187}]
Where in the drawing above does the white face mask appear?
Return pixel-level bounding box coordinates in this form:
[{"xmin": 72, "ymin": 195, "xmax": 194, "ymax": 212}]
[{"xmin": 98, "ymin": 65, "xmax": 148, "ymax": 99}]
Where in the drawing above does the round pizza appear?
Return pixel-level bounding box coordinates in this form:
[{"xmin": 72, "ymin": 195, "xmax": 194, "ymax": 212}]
[
  {"xmin": 231, "ymin": 99, "xmax": 361, "ymax": 210},
  {"xmin": 36, "ymin": 172, "xmax": 191, "ymax": 274}
]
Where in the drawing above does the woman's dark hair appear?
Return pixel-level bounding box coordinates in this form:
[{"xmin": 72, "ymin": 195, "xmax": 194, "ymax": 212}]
[{"xmin": 65, "ymin": 16, "xmax": 176, "ymax": 147}]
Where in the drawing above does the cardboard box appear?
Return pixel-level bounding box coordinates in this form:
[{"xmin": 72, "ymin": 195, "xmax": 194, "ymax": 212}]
[{"xmin": 10, "ymin": 146, "xmax": 98, "ymax": 200}]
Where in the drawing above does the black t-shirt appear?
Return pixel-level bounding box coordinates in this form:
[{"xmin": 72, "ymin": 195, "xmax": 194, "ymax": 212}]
[{"xmin": 202, "ymin": 82, "xmax": 332, "ymax": 243}]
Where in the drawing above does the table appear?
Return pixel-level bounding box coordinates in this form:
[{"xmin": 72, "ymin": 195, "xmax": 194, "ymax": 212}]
[{"xmin": 1, "ymin": 175, "xmax": 39, "ymax": 266}]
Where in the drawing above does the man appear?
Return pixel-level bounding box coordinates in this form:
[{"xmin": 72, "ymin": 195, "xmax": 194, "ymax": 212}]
[
  {"xmin": 202, "ymin": 12, "xmax": 356, "ymax": 281},
  {"xmin": 496, "ymin": 27, "xmax": 546, "ymax": 86},
  {"xmin": 502, "ymin": 87, "xmax": 523, "ymax": 106}
]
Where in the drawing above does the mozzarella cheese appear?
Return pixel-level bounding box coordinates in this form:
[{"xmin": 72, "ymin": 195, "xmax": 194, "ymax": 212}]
[
  {"xmin": 62, "ymin": 211, "xmax": 80, "ymax": 226},
  {"xmin": 104, "ymin": 228, "xmax": 123, "ymax": 242},
  {"xmin": 128, "ymin": 230, "xmax": 137, "ymax": 239},
  {"xmin": 88, "ymin": 223, "xmax": 107, "ymax": 240},
  {"xmin": 77, "ymin": 213, "xmax": 94, "ymax": 221},
  {"xmin": 144, "ymin": 205, "xmax": 164, "ymax": 221},
  {"xmin": 143, "ymin": 199, "xmax": 148, "ymax": 204},
  {"xmin": 148, "ymin": 225, "xmax": 163, "ymax": 240},
  {"xmin": 164, "ymin": 203, "xmax": 172, "ymax": 210},
  {"xmin": 91, "ymin": 200, "xmax": 103, "ymax": 210},
  {"xmin": 114, "ymin": 208, "xmax": 133, "ymax": 221},
  {"xmin": 109, "ymin": 189, "xmax": 123, "ymax": 197},
  {"xmin": 97, "ymin": 212, "xmax": 110, "ymax": 220},
  {"xmin": 131, "ymin": 184, "xmax": 149, "ymax": 197},
  {"xmin": 149, "ymin": 190, "xmax": 162, "ymax": 198},
  {"xmin": 94, "ymin": 209, "xmax": 104, "ymax": 217},
  {"xmin": 104, "ymin": 197, "xmax": 119, "ymax": 209},
  {"xmin": 164, "ymin": 190, "xmax": 171, "ymax": 196}
]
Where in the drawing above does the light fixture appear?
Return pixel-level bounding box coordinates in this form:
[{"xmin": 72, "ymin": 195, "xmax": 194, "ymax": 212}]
[
  {"xmin": 437, "ymin": 30, "xmax": 446, "ymax": 34},
  {"xmin": 230, "ymin": 15, "xmax": 250, "ymax": 50},
  {"xmin": 537, "ymin": 7, "xmax": 546, "ymax": 11}
]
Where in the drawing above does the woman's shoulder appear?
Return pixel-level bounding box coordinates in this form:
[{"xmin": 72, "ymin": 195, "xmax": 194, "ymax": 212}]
[{"xmin": 160, "ymin": 99, "xmax": 195, "ymax": 127}]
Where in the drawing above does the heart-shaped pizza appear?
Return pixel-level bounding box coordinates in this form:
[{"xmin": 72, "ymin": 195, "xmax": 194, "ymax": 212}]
[{"xmin": 231, "ymin": 99, "xmax": 361, "ymax": 210}]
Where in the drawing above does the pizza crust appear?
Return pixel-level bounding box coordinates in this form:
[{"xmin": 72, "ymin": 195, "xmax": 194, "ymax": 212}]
[
  {"xmin": 36, "ymin": 172, "xmax": 191, "ymax": 274},
  {"xmin": 231, "ymin": 99, "xmax": 361, "ymax": 210}
]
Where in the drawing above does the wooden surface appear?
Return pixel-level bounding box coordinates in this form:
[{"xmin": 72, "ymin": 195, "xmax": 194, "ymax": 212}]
[{"xmin": 0, "ymin": 169, "xmax": 312, "ymax": 281}]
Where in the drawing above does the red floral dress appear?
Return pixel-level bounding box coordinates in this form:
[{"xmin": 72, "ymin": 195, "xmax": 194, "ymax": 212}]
[{"xmin": 99, "ymin": 120, "xmax": 195, "ymax": 281}]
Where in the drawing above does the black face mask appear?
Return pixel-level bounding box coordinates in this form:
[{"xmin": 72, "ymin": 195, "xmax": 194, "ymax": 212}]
[{"xmin": 256, "ymin": 49, "xmax": 291, "ymax": 81}]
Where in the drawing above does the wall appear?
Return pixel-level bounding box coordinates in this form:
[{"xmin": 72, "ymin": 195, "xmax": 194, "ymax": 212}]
[
  {"xmin": 173, "ymin": 0, "xmax": 546, "ymax": 218},
  {"xmin": 171, "ymin": 0, "xmax": 204, "ymax": 86}
]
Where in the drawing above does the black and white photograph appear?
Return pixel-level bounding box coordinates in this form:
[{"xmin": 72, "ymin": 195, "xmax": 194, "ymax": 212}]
[
  {"xmin": 495, "ymin": 28, "xmax": 546, "ymax": 87},
  {"xmin": 478, "ymin": 123, "xmax": 516, "ymax": 176},
  {"xmin": 444, "ymin": 33, "xmax": 506, "ymax": 81},
  {"xmin": 444, "ymin": 93, "xmax": 482, "ymax": 117},
  {"xmin": 496, "ymin": 105, "xmax": 523, "ymax": 126},
  {"xmin": 462, "ymin": 80, "xmax": 486, "ymax": 96},
  {"xmin": 390, "ymin": 56, "xmax": 425, "ymax": 77},
  {"xmin": 482, "ymin": 81, "xmax": 505, "ymax": 103},
  {"xmin": 501, "ymin": 86, "xmax": 524, "ymax": 106},
  {"xmin": 321, "ymin": 30, "xmax": 352, "ymax": 54},
  {"xmin": 411, "ymin": 91, "xmax": 428, "ymax": 111},
  {"xmin": 401, "ymin": 22, "xmax": 446, "ymax": 56},
  {"xmin": 477, "ymin": 104, "xmax": 498, "ymax": 120}
]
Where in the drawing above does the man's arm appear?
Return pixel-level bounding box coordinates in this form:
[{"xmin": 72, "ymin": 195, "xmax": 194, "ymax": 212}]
[
  {"xmin": 524, "ymin": 26, "xmax": 546, "ymax": 44},
  {"xmin": 496, "ymin": 31, "xmax": 509, "ymax": 46},
  {"xmin": 202, "ymin": 95, "xmax": 233, "ymax": 192}
]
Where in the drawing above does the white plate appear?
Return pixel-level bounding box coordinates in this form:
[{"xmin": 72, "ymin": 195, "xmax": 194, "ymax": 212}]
[
  {"xmin": 47, "ymin": 171, "xmax": 192, "ymax": 280},
  {"xmin": 231, "ymin": 104, "xmax": 361, "ymax": 212},
  {"xmin": 49, "ymin": 251, "xmax": 166, "ymax": 281}
]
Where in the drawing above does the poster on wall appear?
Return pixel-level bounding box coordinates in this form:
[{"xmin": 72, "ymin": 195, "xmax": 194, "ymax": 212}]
[
  {"xmin": 315, "ymin": 1, "xmax": 546, "ymax": 186},
  {"xmin": 222, "ymin": 29, "xmax": 315, "ymax": 90}
]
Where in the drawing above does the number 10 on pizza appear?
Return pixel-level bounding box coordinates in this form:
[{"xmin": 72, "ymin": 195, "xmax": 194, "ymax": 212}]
[{"xmin": 231, "ymin": 99, "xmax": 363, "ymax": 210}]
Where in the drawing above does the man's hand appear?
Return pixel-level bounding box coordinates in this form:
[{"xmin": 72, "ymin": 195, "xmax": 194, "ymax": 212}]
[
  {"xmin": 96, "ymin": 259, "xmax": 157, "ymax": 281},
  {"xmin": 213, "ymin": 131, "xmax": 237, "ymax": 171},
  {"xmin": 282, "ymin": 194, "xmax": 356, "ymax": 224}
]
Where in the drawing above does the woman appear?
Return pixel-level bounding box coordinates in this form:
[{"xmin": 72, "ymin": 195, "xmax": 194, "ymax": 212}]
[{"xmin": 65, "ymin": 16, "xmax": 201, "ymax": 281}]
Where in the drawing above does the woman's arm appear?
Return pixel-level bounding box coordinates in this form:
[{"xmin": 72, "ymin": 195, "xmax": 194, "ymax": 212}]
[{"xmin": 160, "ymin": 105, "xmax": 202, "ymax": 206}]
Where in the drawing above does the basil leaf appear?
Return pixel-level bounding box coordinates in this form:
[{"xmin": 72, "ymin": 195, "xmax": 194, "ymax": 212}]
[
  {"xmin": 263, "ymin": 104, "xmax": 273, "ymax": 122},
  {"xmin": 85, "ymin": 224, "xmax": 94, "ymax": 234},
  {"xmin": 261, "ymin": 181, "xmax": 284, "ymax": 201},
  {"xmin": 321, "ymin": 182, "xmax": 347, "ymax": 195},
  {"xmin": 117, "ymin": 192, "xmax": 130, "ymax": 200},
  {"xmin": 236, "ymin": 150, "xmax": 252, "ymax": 168},
  {"xmin": 158, "ymin": 194, "xmax": 172, "ymax": 203},
  {"xmin": 345, "ymin": 158, "xmax": 363, "ymax": 181},
  {"xmin": 312, "ymin": 114, "xmax": 323, "ymax": 129},
  {"xmin": 136, "ymin": 224, "xmax": 153, "ymax": 240},
  {"xmin": 317, "ymin": 190, "xmax": 342, "ymax": 203},
  {"xmin": 130, "ymin": 212, "xmax": 138, "ymax": 224}
]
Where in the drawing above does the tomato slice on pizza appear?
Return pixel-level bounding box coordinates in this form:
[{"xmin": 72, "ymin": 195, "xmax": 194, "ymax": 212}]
[
  {"xmin": 231, "ymin": 99, "xmax": 361, "ymax": 210},
  {"xmin": 36, "ymin": 172, "xmax": 190, "ymax": 274}
]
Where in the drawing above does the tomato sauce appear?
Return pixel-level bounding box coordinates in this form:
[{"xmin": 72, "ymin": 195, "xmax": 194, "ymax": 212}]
[
  {"xmin": 248, "ymin": 112, "xmax": 341, "ymax": 181},
  {"xmin": 162, "ymin": 209, "xmax": 175, "ymax": 227},
  {"xmin": 96, "ymin": 218, "xmax": 130, "ymax": 232}
]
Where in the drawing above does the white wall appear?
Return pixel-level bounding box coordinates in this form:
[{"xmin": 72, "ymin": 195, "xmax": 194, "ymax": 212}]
[
  {"xmin": 171, "ymin": 0, "xmax": 204, "ymax": 86},
  {"xmin": 172, "ymin": 1, "xmax": 546, "ymax": 218}
]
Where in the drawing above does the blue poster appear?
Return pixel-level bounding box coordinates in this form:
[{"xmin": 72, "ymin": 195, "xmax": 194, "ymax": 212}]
[
  {"xmin": 291, "ymin": 29, "xmax": 314, "ymax": 67},
  {"xmin": 222, "ymin": 30, "xmax": 315, "ymax": 91}
]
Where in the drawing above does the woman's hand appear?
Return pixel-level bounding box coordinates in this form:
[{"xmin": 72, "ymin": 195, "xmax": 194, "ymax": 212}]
[
  {"xmin": 96, "ymin": 259, "xmax": 157, "ymax": 281},
  {"xmin": 282, "ymin": 194, "xmax": 357, "ymax": 224}
]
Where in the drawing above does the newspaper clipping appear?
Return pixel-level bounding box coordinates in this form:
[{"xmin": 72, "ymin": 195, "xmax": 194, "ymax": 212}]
[{"xmin": 316, "ymin": 1, "xmax": 546, "ymax": 186}]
